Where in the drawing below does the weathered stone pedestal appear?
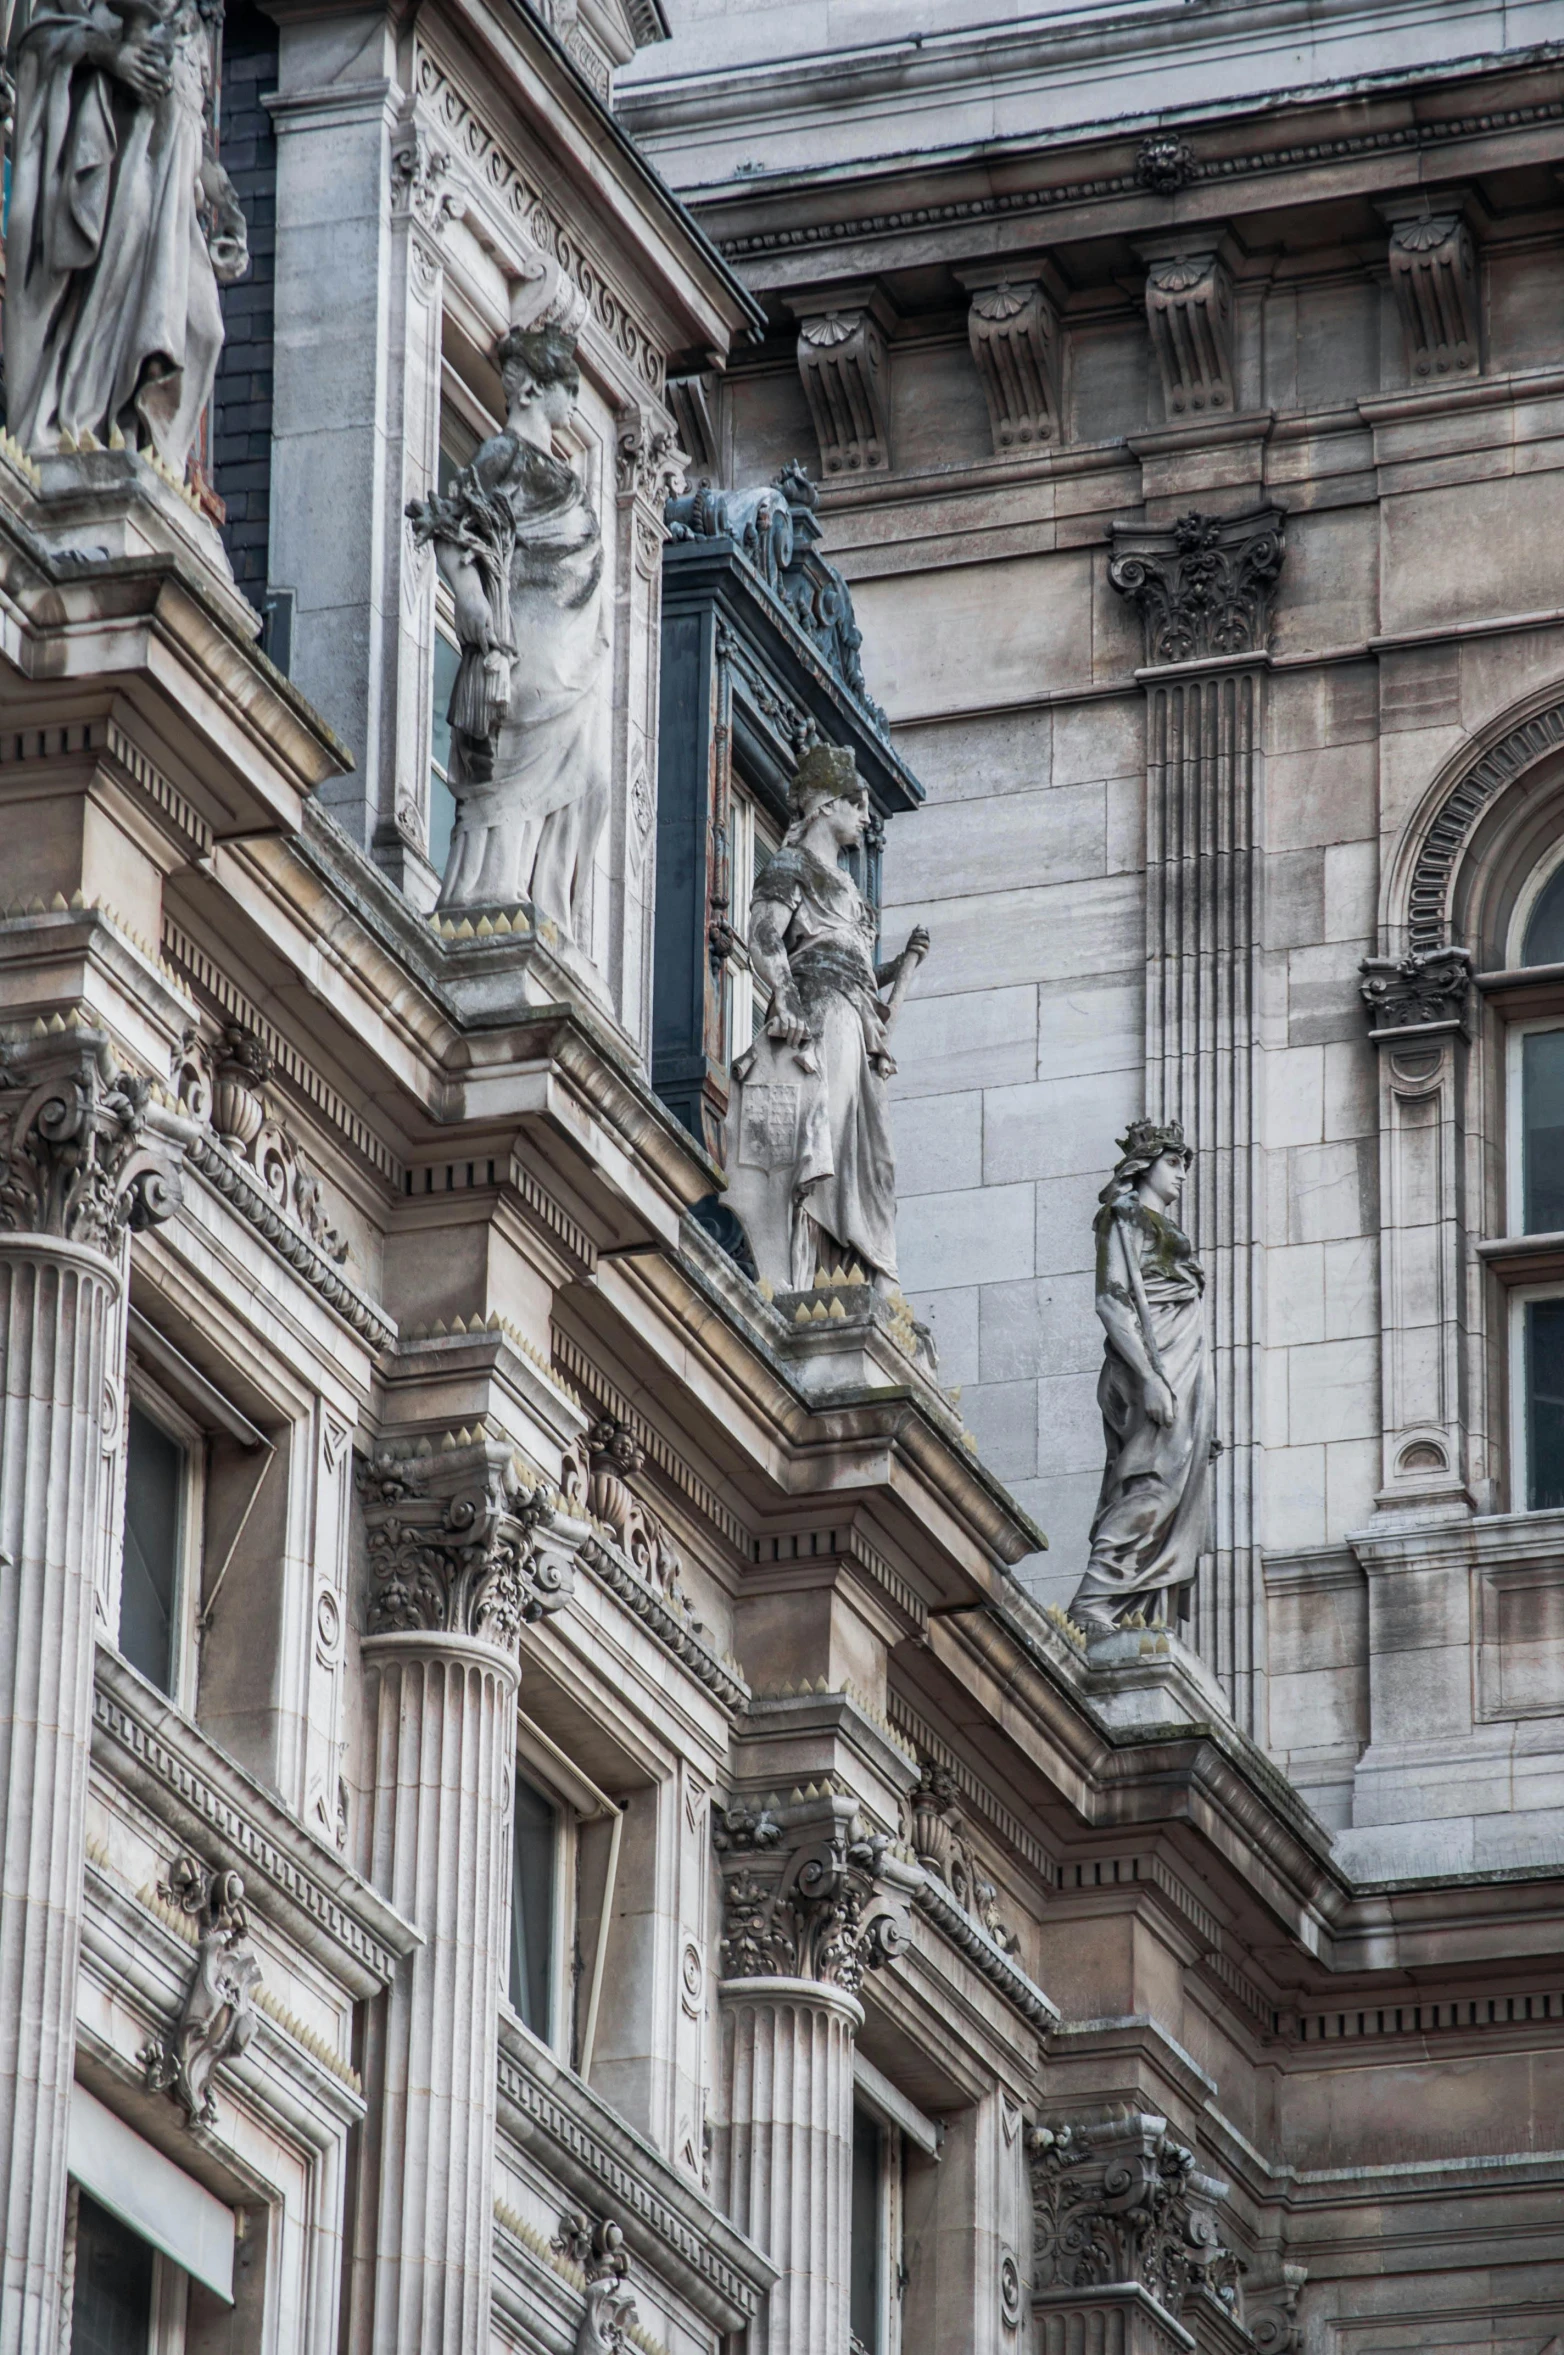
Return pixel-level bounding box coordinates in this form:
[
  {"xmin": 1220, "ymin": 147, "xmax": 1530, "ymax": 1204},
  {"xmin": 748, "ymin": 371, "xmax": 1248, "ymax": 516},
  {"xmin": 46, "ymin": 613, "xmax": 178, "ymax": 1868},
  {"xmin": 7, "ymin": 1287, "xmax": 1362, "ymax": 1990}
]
[
  {"xmin": 1083, "ymin": 1626, "xmax": 1232, "ymax": 1730},
  {"xmin": 720, "ymin": 1977, "xmax": 861, "ymax": 2355},
  {"xmin": 357, "ymin": 1437, "xmax": 571, "ymax": 2355},
  {"xmin": 0, "ymin": 1039, "xmax": 184, "ymax": 2354}
]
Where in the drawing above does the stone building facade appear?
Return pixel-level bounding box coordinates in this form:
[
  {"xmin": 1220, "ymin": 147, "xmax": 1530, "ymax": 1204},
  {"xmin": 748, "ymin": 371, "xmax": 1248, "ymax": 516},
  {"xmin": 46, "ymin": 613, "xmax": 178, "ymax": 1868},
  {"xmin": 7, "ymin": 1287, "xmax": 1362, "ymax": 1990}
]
[{"xmin": 2, "ymin": 5, "xmax": 1564, "ymax": 2355}]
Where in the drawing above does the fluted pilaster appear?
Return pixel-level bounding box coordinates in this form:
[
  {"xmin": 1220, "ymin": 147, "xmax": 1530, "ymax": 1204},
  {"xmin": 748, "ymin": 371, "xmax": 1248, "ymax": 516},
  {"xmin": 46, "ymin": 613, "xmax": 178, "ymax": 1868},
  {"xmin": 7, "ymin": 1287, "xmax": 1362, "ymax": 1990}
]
[
  {"xmin": 363, "ymin": 1635, "xmax": 519, "ymax": 2355},
  {"xmin": 0, "ymin": 1035, "xmax": 186, "ymax": 2355},
  {"xmin": 721, "ymin": 1978, "xmax": 862, "ymax": 2355}
]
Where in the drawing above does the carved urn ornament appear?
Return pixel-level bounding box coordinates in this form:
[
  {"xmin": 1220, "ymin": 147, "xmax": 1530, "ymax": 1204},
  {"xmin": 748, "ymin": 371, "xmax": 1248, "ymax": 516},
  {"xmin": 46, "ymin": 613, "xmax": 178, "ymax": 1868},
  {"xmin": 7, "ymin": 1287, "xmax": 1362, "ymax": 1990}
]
[
  {"xmin": 5, "ymin": 0, "xmax": 248, "ymax": 470},
  {"xmin": 142, "ymin": 1854, "xmax": 262, "ymax": 2127},
  {"xmin": 1068, "ymin": 1118, "xmax": 1215, "ymax": 1634}
]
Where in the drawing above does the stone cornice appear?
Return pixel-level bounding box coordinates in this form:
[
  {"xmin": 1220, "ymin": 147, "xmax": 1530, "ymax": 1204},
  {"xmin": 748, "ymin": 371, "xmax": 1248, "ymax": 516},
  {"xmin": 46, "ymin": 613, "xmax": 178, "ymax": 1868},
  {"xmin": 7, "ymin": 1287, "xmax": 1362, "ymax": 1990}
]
[
  {"xmin": 912, "ymin": 1869, "xmax": 1060, "ymax": 2031},
  {"xmin": 92, "ymin": 1648, "xmax": 417, "ymax": 1997},
  {"xmin": 495, "ymin": 2014, "xmax": 776, "ymax": 2332}
]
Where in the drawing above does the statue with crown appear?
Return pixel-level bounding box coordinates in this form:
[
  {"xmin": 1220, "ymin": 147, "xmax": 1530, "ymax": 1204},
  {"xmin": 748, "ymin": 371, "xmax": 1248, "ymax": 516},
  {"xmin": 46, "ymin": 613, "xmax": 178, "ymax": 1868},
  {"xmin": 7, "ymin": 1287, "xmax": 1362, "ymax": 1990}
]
[
  {"xmin": 724, "ymin": 742, "xmax": 929, "ymax": 1297},
  {"xmin": 1069, "ymin": 1116, "xmax": 1215, "ymax": 1635}
]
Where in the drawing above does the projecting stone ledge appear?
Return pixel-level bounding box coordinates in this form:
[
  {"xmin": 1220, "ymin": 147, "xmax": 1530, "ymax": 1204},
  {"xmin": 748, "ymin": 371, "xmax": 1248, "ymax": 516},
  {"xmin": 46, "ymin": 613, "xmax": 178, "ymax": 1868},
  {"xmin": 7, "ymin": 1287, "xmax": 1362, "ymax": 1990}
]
[{"xmin": 1081, "ymin": 1624, "xmax": 1233, "ymax": 1730}]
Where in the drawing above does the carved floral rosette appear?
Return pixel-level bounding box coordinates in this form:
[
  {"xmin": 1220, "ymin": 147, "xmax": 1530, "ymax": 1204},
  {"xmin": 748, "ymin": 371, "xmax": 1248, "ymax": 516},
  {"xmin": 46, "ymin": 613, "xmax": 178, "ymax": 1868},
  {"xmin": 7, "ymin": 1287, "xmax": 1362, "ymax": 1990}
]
[
  {"xmin": 715, "ymin": 1795, "xmax": 912, "ymax": 1995},
  {"xmin": 356, "ymin": 1435, "xmax": 575, "ymax": 1653},
  {"xmin": 0, "ymin": 1031, "xmax": 190, "ymax": 1252},
  {"xmin": 1028, "ymin": 2113, "xmax": 1242, "ymax": 2326}
]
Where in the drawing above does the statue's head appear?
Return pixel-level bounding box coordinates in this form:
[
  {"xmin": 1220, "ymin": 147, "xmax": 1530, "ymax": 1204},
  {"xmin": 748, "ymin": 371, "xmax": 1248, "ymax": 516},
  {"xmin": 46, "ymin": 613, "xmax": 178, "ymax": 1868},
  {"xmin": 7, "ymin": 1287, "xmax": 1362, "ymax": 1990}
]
[
  {"xmin": 496, "ymin": 324, "xmax": 580, "ymax": 436},
  {"xmin": 786, "ymin": 742, "xmax": 867, "ymax": 850},
  {"xmin": 1103, "ymin": 1117, "xmax": 1192, "ymax": 1209}
]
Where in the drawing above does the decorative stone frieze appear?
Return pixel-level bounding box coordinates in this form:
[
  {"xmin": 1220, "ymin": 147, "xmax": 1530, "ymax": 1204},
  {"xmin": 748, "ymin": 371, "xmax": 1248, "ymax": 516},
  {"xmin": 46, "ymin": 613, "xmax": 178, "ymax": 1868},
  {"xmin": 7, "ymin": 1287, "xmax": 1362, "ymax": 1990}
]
[
  {"xmin": 141, "ymin": 1854, "xmax": 263, "ymax": 2127},
  {"xmin": 1028, "ymin": 2114, "xmax": 1240, "ymax": 2326},
  {"xmin": 1108, "ymin": 506, "xmax": 1286, "ymax": 666},
  {"xmin": 1137, "ymin": 133, "xmax": 1200, "ymax": 194},
  {"xmin": 965, "ymin": 279, "xmax": 1061, "ymax": 451},
  {"xmin": 1142, "ymin": 250, "xmax": 1234, "ymax": 417},
  {"xmin": 357, "ymin": 1434, "xmax": 574, "ymax": 1651},
  {"xmin": 554, "ymin": 2211, "xmax": 638, "ymax": 2352},
  {"xmin": 795, "ymin": 304, "xmax": 891, "ymax": 474},
  {"xmin": 0, "ymin": 1030, "xmax": 188, "ymax": 1247},
  {"xmin": 1359, "ymin": 944, "xmax": 1473, "ymax": 1034},
  {"xmin": 1384, "ymin": 208, "xmax": 1479, "ymax": 378}
]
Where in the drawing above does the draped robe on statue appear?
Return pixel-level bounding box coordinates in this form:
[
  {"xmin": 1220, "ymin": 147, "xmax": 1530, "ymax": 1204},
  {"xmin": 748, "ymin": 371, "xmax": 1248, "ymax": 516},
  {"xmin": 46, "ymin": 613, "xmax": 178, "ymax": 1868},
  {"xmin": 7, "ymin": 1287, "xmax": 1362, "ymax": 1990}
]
[
  {"xmin": 437, "ymin": 435, "xmax": 610, "ymax": 938},
  {"xmin": 6, "ymin": 0, "xmax": 236, "ymax": 464},
  {"xmin": 1072, "ymin": 1198, "xmax": 1213, "ymax": 1627},
  {"xmin": 725, "ymin": 846, "xmax": 899, "ymax": 1292}
]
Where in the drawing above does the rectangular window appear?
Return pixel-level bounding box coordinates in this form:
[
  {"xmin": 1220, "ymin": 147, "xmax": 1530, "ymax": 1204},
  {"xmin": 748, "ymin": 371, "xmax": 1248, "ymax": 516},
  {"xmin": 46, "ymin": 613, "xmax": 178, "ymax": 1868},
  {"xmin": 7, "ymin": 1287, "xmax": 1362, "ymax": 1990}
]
[
  {"xmin": 1525, "ymin": 1296, "xmax": 1564, "ymax": 1510},
  {"xmin": 71, "ymin": 2189, "xmax": 156, "ymax": 2355},
  {"xmin": 1522, "ymin": 1028, "xmax": 1564, "ymax": 1234},
  {"xmin": 508, "ymin": 1771, "xmax": 557, "ymax": 2036},
  {"xmin": 120, "ymin": 1404, "xmax": 188, "ymax": 1697},
  {"xmin": 850, "ymin": 2106, "xmax": 883, "ymax": 2355}
]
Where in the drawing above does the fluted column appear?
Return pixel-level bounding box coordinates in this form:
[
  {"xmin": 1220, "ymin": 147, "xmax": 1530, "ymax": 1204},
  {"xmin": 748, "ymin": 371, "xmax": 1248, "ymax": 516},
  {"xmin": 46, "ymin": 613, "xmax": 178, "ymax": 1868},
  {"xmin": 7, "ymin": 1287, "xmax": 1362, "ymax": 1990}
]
[
  {"xmin": 721, "ymin": 1979, "xmax": 862, "ymax": 2355},
  {"xmin": 714, "ymin": 1797, "xmax": 911, "ymax": 2355},
  {"xmin": 0, "ymin": 1035, "xmax": 186, "ymax": 2355},
  {"xmin": 356, "ymin": 1436, "xmax": 573, "ymax": 2355}
]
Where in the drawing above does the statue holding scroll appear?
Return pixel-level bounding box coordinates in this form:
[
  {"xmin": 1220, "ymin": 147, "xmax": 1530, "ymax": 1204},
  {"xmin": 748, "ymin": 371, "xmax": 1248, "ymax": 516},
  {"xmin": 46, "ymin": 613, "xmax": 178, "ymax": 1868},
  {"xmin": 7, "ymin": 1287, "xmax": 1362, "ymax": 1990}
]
[
  {"xmin": 5, "ymin": 0, "xmax": 248, "ymax": 467},
  {"xmin": 725, "ymin": 744, "xmax": 928, "ymax": 1294},
  {"xmin": 1069, "ymin": 1119, "xmax": 1214, "ymax": 1633},
  {"xmin": 407, "ymin": 323, "xmax": 610, "ymax": 942}
]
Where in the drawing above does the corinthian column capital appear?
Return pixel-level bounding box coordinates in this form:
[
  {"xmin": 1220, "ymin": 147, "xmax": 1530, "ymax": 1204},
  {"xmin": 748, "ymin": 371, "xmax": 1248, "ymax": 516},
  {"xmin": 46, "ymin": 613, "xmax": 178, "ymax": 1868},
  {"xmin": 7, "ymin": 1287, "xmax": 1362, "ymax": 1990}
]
[
  {"xmin": 715, "ymin": 1791, "xmax": 912, "ymax": 1995},
  {"xmin": 357, "ymin": 1433, "xmax": 577, "ymax": 1654},
  {"xmin": 0, "ymin": 1029, "xmax": 189, "ymax": 1252},
  {"xmin": 1108, "ymin": 506, "xmax": 1286, "ymax": 667}
]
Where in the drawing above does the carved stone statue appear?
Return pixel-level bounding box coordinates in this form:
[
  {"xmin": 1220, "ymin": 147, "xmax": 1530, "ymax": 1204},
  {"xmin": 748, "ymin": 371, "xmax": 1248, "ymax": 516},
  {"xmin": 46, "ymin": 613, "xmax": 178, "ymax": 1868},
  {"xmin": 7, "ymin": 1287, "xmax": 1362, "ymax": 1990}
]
[
  {"xmin": 1069, "ymin": 1119, "xmax": 1214, "ymax": 1633},
  {"xmin": 5, "ymin": 0, "xmax": 248, "ymax": 467},
  {"xmin": 407, "ymin": 323, "xmax": 610, "ymax": 940},
  {"xmin": 723, "ymin": 743, "xmax": 927, "ymax": 1293}
]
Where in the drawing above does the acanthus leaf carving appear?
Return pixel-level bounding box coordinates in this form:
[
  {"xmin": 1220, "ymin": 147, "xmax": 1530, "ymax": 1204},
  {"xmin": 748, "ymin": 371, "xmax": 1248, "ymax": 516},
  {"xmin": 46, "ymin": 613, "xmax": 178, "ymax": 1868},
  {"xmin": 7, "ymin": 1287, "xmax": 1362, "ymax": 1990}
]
[
  {"xmin": 174, "ymin": 1025, "xmax": 349, "ymax": 1264},
  {"xmin": 1108, "ymin": 506, "xmax": 1286, "ymax": 665},
  {"xmin": 715, "ymin": 1792, "xmax": 912, "ymax": 1993},
  {"xmin": 1359, "ymin": 944, "xmax": 1473, "ymax": 1034},
  {"xmin": 1028, "ymin": 2113, "xmax": 1243, "ymax": 2327},
  {"xmin": 616, "ymin": 406, "xmax": 685, "ymax": 505},
  {"xmin": 0, "ymin": 1030, "xmax": 189, "ymax": 1252},
  {"xmin": 141, "ymin": 1853, "xmax": 262, "ymax": 2127},
  {"xmin": 357, "ymin": 1434, "xmax": 574, "ymax": 1652}
]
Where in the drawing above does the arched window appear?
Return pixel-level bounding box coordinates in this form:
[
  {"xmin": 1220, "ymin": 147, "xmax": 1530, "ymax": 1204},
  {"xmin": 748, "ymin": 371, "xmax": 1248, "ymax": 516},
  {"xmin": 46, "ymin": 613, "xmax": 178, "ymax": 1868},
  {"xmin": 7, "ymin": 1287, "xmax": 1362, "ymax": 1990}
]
[
  {"xmin": 1524, "ymin": 860, "xmax": 1564, "ymax": 967},
  {"xmin": 1506, "ymin": 850, "xmax": 1564, "ymax": 1508}
]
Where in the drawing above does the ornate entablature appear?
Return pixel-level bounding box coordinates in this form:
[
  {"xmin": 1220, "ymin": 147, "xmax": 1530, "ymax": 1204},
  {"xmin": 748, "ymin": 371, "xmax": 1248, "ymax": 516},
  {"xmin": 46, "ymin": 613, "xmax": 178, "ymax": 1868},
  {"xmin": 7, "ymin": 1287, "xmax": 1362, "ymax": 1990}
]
[
  {"xmin": 1108, "ymin": 506, "xmax": 1287, "ymax": 666},
  {"xmin": 655, "ymin": 462, "xmax": 923, "ymax": 1158}
]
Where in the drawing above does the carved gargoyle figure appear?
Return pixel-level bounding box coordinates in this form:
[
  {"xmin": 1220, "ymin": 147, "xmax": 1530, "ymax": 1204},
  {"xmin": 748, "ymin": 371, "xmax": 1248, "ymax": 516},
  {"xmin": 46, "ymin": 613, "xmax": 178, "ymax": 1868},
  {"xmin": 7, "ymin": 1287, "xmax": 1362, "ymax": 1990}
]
[
  {"xmin": 553, "ymin": 2211, "xmax": 638, "ymax": 2354},
  {"xmin": 5, "ymin": 0, "xmax": 248, "ymax": 468},
  {"xmin": 142, "ymin": 1853, "xmax": 261, "ymax": 2126}
]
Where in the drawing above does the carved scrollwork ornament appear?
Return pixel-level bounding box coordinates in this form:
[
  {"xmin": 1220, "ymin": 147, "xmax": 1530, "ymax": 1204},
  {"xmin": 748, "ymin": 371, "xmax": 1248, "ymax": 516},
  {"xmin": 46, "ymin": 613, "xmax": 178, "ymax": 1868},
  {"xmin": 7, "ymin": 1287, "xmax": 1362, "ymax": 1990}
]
[
  {"xmin": 908, "ymin": 1756, "xmax": 1019, "ymax": 1951},
  {"xmin": 357, "ymin": 1435, "xmax": 574, "ymax": 1652},
  {"xmin": 1359, "ymin": 943, "xmax": 1473, "ymax": 1034},
  {"xmin": 174, "ymin": 1026, "xmax": 349, "ymax": 1263},
  {"xmin": 1108, "ymin": 506, "xmax": 1286, "ymax": 665},
  {"xmin": 716, "ymin": 1801, "xmax": 912, "ymax": 1992},
  {"xmin": 552, "ymin": 2211, "xmax": 638, "ymax": 2354},
  {"xmin": 0, "ymin": 1031, "xmax": 190, "ymax": 1252},
  {"xmin": 141, "ymin": 1855, "xmax": 262, "ymax": 2127},
  {"xmin": 1028, "ymin": 2114, "xmax": 1242, "ymax": 2327}
]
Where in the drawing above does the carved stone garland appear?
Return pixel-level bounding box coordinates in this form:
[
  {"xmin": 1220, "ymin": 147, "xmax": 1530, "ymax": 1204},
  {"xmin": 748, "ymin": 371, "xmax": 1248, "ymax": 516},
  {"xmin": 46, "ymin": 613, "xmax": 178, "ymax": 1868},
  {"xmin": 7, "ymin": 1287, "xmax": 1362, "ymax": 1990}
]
[{"xmin": 142, "ymin": 1854, "xmax": 263, "ymax": 2127}]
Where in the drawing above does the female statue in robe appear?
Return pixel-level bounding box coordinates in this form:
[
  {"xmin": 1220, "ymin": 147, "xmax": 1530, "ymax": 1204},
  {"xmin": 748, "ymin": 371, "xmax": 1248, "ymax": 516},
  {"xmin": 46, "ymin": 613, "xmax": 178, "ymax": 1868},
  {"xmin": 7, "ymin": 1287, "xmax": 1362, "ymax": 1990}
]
[
  {"xmin": 1069, "ymin": 1119, "xmax": 1214, "ymax": 1633},
  {"xmin": 407, "ymin": 323, "xmax": 610, "ymax": 944},
  {"xmin": 5, "ymin": 0, "xmax": 248, "ymax": 466},
  {"xmin": 724, "ymin": 743, "xmax": 928, "ymax": 1294}
]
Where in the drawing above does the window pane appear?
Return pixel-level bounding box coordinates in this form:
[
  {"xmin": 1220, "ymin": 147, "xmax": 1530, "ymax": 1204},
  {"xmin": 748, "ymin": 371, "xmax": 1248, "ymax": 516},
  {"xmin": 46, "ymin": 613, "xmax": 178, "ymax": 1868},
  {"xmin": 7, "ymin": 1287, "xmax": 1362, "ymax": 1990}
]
[
  {"xmin": 1524, "ymin": 1031, "xmax": 1564, "ymax": 1233},
  {"xmin": 1527, "ymin": 1299, "xmax": 1564, "ymax": 1511},
  {"xmin": 120, "ymin": 1406, "xmax": 184, "ymax": 1695},
  {"xmin": 1524, "ymin": 863, "xmax": 1564, "ymax": 967},
  {"xmin": 508, "ymin": 1773, "xmax": 555, "ymax": 2035},
  {"xmin": 849, "ymin": 2106, "xmax": 881, "ymax": 2355},
  {"xmin": 72, "ymin": 2190, "xmax": 154, "ymax": 2355},
  {"xmin": 429, "ymin": 630, "xmax": 461, "ymax": 878}
]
